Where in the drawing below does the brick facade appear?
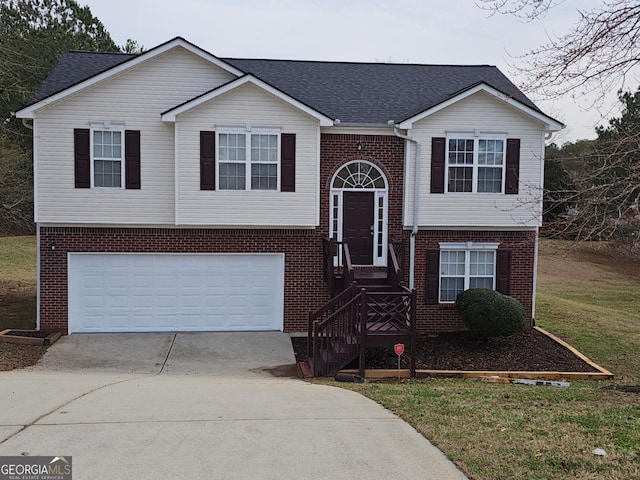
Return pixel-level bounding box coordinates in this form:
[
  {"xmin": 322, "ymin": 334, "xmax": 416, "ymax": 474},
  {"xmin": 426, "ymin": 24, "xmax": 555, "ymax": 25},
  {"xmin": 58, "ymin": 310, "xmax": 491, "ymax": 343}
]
[
  {"xmin": 319, "ymin": 134, "xmax": 406, "ymax": 241},
  {"xmin": 412, "ymin": 230, "xmax": 536, "ymax": 332},
  {"xmin": 39, "ymin": 133, "xmax": 537, "ymax": 335},
  {"xmin": 39, "ymin": 227, "xmax": 330, "ymax": 333}
]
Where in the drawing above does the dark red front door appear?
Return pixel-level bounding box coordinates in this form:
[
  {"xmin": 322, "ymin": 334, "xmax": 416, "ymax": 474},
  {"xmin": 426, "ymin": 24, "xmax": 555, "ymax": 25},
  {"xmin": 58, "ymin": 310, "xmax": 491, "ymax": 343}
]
[{"xmin": 343, "ymin": 191, "xmax": 374, "ymax": 265}]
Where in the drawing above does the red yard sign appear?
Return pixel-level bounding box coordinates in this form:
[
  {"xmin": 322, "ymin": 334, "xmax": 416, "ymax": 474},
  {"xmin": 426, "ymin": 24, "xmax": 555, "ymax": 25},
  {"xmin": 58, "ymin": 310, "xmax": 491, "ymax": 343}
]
[{"xmin": 394, "ymin": 343, "xmax": 405, "ymax": 356}]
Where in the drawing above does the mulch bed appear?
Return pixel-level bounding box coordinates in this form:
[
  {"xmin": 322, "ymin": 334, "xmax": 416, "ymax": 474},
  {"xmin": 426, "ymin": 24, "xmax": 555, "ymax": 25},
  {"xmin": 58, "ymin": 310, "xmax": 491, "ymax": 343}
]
[
  {"xmin": 0, "ymin": 343, "xmax": 47, "ymax": 371},
  {"xmin": 292, "ymin": 328, "xmax": 599, "ymax": 372}
]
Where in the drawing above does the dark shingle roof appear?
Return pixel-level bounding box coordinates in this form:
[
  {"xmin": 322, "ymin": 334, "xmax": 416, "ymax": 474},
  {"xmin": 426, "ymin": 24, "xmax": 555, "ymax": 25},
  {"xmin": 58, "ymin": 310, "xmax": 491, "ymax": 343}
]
[
  {"xmin": 31, "ymin": 51, "xmax": 136, "ymax": 103},
  {"xmin": 30, "ymin": 49, "xmax": 541, "ymax": 125},
  {"xmin": 224, "ymin": 58, "xmax": 539, "ymax": 124}
]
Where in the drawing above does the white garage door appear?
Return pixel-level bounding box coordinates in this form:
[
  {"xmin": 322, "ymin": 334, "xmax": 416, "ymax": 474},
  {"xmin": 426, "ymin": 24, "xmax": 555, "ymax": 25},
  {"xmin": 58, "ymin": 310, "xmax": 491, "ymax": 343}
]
[{"xmin": 68, "ymin": 253, "xmax": 284, "ymax": 333}]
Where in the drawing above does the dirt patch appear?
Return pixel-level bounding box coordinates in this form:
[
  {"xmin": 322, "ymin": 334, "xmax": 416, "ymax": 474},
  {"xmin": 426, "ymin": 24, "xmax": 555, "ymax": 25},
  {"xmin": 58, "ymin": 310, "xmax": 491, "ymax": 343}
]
[
  {"xmin": 601, "ymin": 385, "xmax": 640, "ymax": 394},
  {"xmin": 0, "ymin": 342, "xmax": 47, "ymax": 371},
  {"xmin": 250, "ymin": 363, "xmax": 300, "ymax": 378},
  {"xmin": 293, "ymin": 329, "xmax": 599, "ymax": 372}
]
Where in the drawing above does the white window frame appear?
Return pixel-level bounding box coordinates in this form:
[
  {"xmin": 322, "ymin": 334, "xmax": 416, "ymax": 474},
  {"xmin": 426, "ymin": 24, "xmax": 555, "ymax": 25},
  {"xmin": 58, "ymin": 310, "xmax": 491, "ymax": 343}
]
[
  {"xmin": 438, "ymin": 242, "xmax": 500, "ymax": 303},
  {"xmin": 216, "ymin": 128, "xmax": 281, "ymax": 191},
  {"xmin": 445, "ymin": 133, "xmax": 506, "ymax": 194},
  {"xmin": 90, "ymin": 122, "xmax": 125, "ymax": 189}
]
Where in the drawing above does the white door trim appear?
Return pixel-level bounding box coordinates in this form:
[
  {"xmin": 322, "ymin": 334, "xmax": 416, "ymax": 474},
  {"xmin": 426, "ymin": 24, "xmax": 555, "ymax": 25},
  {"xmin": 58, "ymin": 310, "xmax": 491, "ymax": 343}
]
[{"xmin": 329, "ymin": 160, "xmax": 389, "ymax": 267}]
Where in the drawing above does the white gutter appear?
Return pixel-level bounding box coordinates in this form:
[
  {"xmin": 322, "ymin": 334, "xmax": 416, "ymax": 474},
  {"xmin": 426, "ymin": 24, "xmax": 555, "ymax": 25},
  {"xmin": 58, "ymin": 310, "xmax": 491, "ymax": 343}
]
[{"xmin": 392, "ymin": 126, "xmax": 421, "ymax": 289}]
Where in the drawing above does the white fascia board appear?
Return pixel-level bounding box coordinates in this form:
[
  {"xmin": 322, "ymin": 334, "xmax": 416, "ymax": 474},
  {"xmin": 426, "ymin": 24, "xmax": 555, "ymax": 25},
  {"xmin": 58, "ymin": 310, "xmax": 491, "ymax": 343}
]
[
  {"xmin": 16, "ymin": 37, "xmax": 244, "ymax": 119},
  {"xmin": 397, "ymin": 83, "xmax": 565, "ymax": 132},
  {"xmin": 161, "ymin": 75, "xmax": 334, "ymax": 126}
]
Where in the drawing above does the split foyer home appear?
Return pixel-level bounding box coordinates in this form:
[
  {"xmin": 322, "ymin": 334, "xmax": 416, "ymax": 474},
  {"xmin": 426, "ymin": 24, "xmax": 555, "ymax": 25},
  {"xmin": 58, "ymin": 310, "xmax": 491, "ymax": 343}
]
[{"xmin": 17, "ymin": 37, "xmax": 563, "ymax": 366}]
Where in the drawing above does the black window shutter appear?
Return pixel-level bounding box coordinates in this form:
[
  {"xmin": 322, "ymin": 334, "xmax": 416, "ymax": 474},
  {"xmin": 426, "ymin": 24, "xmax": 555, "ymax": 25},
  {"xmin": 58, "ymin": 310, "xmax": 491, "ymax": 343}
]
[
  {"xmin": 431, "ymin": 137, "xmax": 446, "ymax": 194},
  {"xmin": 125, "ymin": 130, "xmax": 141, "ymax": 189},
  {"xmin": 505, "ymin": 138, "xmax": 520, "ymax": 194},
  {"xmin": 281, "ymin": 133, "xmax": 296, "ymax": 192},
  {"xmin": 74, "ymin": 129, "xmax": 90, "ymax": 188},
  {"xmin": 496, "ymin": 250, "xmax": 511, "ymax": 294},
  {"xmin": 200, "ymin": 131, "xmax": 215, "ymax": 190},
  {"xmin": 425, "ymin": 249, "xmax": 440, "ymax": 304}
]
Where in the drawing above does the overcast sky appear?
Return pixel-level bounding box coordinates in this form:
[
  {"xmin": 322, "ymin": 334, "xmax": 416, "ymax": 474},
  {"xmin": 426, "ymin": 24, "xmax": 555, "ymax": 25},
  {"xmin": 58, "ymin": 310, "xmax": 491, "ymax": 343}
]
[{"xmin": 80, "ymin": 0, "xmax": 622, "ymax": 142}]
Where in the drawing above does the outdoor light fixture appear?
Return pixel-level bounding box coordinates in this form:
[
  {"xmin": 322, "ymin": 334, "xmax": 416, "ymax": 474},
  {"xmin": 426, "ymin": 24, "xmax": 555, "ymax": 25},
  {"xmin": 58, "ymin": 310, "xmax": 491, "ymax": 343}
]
[
  {"xmin": 50, "ymin": 242, "xmax": 57, "ymax": 251},
  {"xmin": 357, "ymin": 142, "xmax": 363, "ymax": 151}
]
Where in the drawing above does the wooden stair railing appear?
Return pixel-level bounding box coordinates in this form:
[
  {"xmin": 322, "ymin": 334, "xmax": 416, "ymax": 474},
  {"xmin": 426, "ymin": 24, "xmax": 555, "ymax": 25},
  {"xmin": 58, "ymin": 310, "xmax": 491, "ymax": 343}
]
[
  {"xmin": 309, "ymin": 284, "xmax": 417, "ymax": 377},
  {"xmin": 312, "ymin": 235, "xmax": 415, "ymax": 377},
  {"xmin": 308, "ymin": 284, "xmax": 361, "ymax": 376},
  {"xmin": 321, "ymin": 236, "xmax": 355, "ymax": 293}
]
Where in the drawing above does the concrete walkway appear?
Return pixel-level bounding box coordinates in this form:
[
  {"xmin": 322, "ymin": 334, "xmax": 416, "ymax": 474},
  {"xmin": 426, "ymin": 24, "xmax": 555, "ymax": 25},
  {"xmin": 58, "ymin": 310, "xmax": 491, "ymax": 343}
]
[{"xmin": 0, "ymin": 333, "xmax": 468, "ymax": 480}]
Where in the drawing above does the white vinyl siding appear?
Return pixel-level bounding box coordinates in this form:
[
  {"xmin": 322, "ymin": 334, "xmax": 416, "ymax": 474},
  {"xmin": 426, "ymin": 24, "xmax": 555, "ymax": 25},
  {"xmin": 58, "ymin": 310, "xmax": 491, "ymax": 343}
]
[
  {"xmin": 33, "ymin": 47, "xmax": 235, "ymax": 224},
  {"xmin": 405, "ymin": 91, "xmax": 546, "ymax": 228},
  {"xmin": 176, "ymin": 83, "xmax": 319, "ymax": 227}
]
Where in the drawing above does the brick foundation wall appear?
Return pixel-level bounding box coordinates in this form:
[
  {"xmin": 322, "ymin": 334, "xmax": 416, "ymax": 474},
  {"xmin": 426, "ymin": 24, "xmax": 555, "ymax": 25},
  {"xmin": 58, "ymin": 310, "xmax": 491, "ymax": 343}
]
[
  {"xmin": 39, "ymin": 226, "xmax": 330, "ymax": 333},
  {"xmin": 411, "ymin": 230, "xmax": 537, "ymax": 333}
]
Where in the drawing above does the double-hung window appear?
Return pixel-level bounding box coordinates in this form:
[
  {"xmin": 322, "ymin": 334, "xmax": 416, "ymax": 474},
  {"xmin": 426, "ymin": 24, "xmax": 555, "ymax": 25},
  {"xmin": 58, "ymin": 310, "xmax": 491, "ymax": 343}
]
[
  {"xmin": 92, "ymin": 129, "xmax": 124, "ymax": 188},
  {"xmin": 439, "ymin": 242, "xmax": 499, "ymax": 302},
  {"xmin": 446, "ymin": 135, "xmax": 505, "ymax": 193},
  {"xmin": 218, "ymin": 131, "xmax": 279, "ymax": 190}
]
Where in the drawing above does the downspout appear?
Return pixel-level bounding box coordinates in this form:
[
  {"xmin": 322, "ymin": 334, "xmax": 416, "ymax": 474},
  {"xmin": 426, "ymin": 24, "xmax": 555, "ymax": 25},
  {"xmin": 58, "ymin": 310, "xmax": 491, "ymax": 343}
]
[
  {"xmin": 22, "ymin": 118, "xmax": 33, "ymax": 130},
  {"xmin": 533, "ymin": 131, "xmax": 552, "ymax": 324},
  {"xmin": 392, "ymin": 126, "xmax": 420, "ymax": 289}
]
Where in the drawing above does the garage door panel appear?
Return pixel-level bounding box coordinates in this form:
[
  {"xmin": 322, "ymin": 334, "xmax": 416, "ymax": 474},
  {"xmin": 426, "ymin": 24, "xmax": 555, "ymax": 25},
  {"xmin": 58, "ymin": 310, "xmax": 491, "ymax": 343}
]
[{"xmin": 68, "ymin": 253, "xmax": 284, "ymax": 333}]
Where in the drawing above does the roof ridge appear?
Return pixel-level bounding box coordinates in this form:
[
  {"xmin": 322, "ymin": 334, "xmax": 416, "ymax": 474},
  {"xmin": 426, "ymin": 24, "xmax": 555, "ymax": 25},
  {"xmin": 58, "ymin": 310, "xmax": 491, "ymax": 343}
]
[
  {"xmin": 224, "ymin": 57, "xmax": 495, "ymax": 68},
  {"xmin": 66, "ymin": 50, "xmax": 137, "ymax": 55}
]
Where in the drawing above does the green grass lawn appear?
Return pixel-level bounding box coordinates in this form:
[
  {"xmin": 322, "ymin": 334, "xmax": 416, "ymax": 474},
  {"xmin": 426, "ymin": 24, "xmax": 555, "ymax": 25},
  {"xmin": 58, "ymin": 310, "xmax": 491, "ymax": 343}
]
[
  {"xmin": 0, "ymin": 235, "xmax": 36, "ymax": 330},
  {"xmin": 339, "ymin": 240, "xmax": 640, "ymax": 480}
]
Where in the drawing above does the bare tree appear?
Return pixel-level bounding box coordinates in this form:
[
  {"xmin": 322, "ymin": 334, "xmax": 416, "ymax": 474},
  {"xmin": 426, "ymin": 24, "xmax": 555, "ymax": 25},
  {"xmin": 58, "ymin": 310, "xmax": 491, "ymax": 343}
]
[
  {"xmin": 477, "ymin": 0, "xmax": 640, "ymax": 101},
  {"xmin": 478, "ymin": 1, "xmax": 640, "ymax": 255}
]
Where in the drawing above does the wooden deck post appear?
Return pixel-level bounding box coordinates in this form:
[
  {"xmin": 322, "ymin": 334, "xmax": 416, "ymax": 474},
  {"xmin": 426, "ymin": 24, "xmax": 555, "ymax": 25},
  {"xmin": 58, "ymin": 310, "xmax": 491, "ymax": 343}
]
[
  {"xmin": 359, "ymin": 288, "xmax": 367, "ymax": 378},
  {"xmin": 410, "ymin": 288, "xmax": 417, "ymax": 378}
]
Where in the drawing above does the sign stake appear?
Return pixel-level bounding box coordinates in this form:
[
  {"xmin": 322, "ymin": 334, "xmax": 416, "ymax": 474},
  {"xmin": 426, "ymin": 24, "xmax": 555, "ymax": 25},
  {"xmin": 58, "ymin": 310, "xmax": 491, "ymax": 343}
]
[{"xmin": 394, "ymin": 343, "xmax": 405, "ymax": 380}]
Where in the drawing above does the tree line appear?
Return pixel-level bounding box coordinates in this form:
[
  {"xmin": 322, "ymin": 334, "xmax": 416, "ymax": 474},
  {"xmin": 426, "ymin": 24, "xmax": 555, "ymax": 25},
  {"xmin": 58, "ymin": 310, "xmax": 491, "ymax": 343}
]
[{"xmin": 0, "ymin": 0, "xmax": 140, "ymax": 234}]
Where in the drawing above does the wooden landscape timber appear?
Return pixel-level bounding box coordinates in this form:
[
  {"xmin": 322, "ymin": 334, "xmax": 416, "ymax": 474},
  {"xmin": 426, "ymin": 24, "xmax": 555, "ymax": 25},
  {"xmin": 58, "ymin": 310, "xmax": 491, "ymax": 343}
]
[{"xmin": 339, "ymin": 327, "xmax": 614, "ymax": 381}]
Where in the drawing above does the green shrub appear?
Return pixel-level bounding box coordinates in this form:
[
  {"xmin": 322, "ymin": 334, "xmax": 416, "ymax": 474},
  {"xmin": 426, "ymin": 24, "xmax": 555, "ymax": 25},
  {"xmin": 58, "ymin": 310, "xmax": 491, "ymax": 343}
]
[{"xmin": 455, "ymin": 288, "xmax": 526, "ymax": 339}]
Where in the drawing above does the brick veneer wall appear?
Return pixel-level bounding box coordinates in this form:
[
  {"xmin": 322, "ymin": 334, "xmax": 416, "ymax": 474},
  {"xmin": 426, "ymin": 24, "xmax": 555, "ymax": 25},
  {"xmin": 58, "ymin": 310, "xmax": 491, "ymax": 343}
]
[
  {"xmin": 39, "ymin": 227, "xmax": 330, "ymax": 333},
  {"xmin": 412, "ymin": 230, "xmax": 536, "ymax": 332},
  {"xmin": 319, "ymin": 134, "xmax": 406, "ymax": 241}
]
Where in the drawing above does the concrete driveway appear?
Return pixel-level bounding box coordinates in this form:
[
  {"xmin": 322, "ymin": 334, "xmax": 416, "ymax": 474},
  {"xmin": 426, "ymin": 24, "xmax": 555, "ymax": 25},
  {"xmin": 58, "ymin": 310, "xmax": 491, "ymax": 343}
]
[{"xmin": 0, "ymin": 333, "xmax": 467, "ymax": 480}]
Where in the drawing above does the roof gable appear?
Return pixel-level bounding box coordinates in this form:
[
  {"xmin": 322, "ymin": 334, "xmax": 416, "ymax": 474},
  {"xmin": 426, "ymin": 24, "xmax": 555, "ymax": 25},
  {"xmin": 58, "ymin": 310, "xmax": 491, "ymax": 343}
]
[
  {"xmin": 16, "ymin": 37, "xmax": 244, "ymax": 118},
  {"xmin": 161, "ymin": 75, "xmax": 334, "ymax": 126},
  {"xmin": 397, "ymin": 83, "xmax": 564, "ymax": 131}
]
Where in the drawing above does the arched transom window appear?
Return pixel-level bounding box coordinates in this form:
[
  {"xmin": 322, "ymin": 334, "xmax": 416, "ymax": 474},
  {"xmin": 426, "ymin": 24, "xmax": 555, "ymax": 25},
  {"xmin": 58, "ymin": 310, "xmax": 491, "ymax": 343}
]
[{"xmin": 332, "ymin": 161, "xmax": 386, "ymax": 189}]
